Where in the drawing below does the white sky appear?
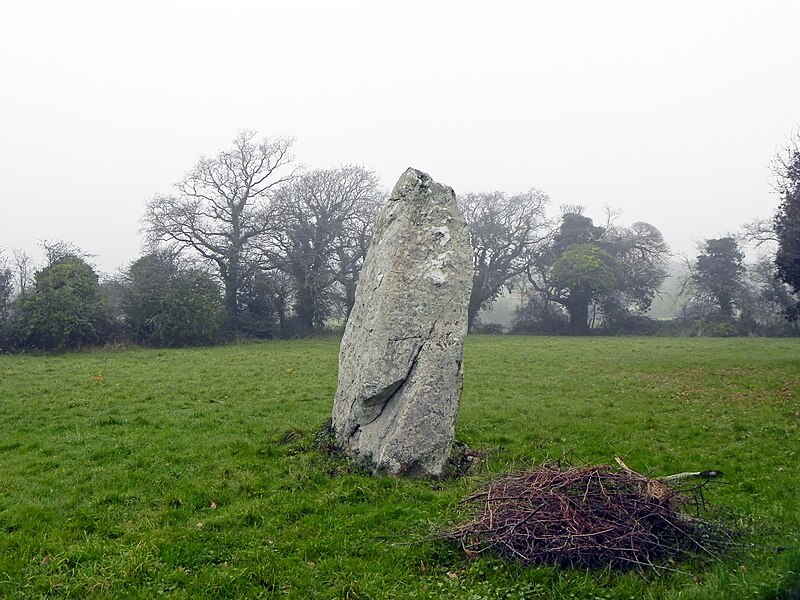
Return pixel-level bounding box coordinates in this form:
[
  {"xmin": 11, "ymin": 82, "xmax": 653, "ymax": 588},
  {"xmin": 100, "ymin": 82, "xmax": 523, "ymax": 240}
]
[{"xmin": 1, "ymin": 0, "xmax": 798, "ymax": 274}]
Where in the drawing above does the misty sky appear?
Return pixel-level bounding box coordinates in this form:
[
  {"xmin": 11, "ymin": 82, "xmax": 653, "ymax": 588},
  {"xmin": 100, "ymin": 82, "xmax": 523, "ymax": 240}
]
[{"xmin": 1, "ymin": 0, "xmax": 798, "ymax": 274}]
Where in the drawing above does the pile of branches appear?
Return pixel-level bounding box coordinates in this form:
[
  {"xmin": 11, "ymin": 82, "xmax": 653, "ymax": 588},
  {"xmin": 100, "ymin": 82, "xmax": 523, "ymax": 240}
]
[{"xmin": 444, "ymin": 463, "xmax": 733, "ymax": 570}]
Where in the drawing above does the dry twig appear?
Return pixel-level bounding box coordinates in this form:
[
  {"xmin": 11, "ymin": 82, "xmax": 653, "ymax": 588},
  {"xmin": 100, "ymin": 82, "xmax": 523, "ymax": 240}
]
[{"xmin": 443, "ymin": 463, "xmax": 734, "ymax": 570}]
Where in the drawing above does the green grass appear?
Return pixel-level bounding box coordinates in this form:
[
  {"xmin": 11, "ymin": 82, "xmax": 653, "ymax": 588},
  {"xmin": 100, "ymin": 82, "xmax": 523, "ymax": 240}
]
[{"xmin": 0, "ymin": 336, "xmax": 798, "ymax": 599}]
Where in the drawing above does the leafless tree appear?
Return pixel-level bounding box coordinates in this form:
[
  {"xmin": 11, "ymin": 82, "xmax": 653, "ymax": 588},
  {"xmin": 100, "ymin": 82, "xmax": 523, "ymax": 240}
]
[
  {"xmin": 0, "ymin": 249, "xmax": 34, "ymax": 299},
  {"xmin": 458, "ymin": 189, "xmax": 550, "ymax": 330},
  {"xmin": 740, "ymin": 218, "xmax": 778, "ymax": 247},
  {"xmin": 771, "ymin": 128, "xmax": 800, "ymax": 197},
  {"xmin": 604, "ymin": 221, "xmax": 671, "ymax": 311},
  {"xmin": 144, "ymin": 130, "xmax": 297, "ymax": 334},
  {"xmin": 267, "ymin": 165, "xmax": 383, "ymax": 333}
]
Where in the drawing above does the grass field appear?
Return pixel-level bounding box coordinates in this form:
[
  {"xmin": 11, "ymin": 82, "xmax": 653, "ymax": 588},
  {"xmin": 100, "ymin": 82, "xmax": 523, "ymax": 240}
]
[{"xmin": 0, "ymin": 336, "xmax": 798, "ymax": 599}]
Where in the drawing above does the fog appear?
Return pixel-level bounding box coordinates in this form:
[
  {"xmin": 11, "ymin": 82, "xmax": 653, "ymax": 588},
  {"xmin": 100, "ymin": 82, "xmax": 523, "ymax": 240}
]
[{"xmin": 1, "ymin": 0, "xmax": 798, "ymax": 273}]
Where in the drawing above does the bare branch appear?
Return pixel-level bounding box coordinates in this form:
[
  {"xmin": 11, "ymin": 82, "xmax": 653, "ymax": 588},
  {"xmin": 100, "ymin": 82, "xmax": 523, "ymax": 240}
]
[{"xmin": 142, "ymin": 131, "xmax": 298, "ymax": 332}]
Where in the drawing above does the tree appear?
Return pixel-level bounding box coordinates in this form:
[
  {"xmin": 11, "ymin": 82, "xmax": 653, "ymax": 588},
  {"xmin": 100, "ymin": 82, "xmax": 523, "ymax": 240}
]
[
  {"xmin": 9, "ymin": 249, "xmax": 33, "ymax": 298},
  {"xmin": 741, "ymin": 217, "xmax": 778, "ymax": 247},
  {"xmin": 458, "ymin": 189, "xmax": 549, "ymax": 331},
  {"xmin": 144, "ymin": 130, "xmax": 297, "ymax": 336},
  {"xmin": 526, "ymin": 210, "xmax": 669, "ymax": 335},
  {"xmin": 0, "ymin": 252, "xmax": 12, "ymax": 322},
  {"xmin": 599, "ymin": 221, "xmax": 670, "ymax": 328},
  {"xmin": 511, "ymin": 287, "xmax": 569, "ymax": 334},
  {"xmin": 0, "ymin": 249, "xmax": 32, "ymax": 350},
  {"xmin": 773, "ymin": 131, "xmax": 800, "ymax": 320},
  {"xmin": 0, "ymin": 268, "xmax": 11, "ymax": 321},
  {"xmin": 237, "ymin": 270, "xmax": 284, "ymax": 339},
  {"xmin": 18, "ymin": 254, "xmax": 108, "ymax": 350},
  {"xmin": 740, "ymin": 255, "xmax": 800, "ymax": 335},
  {"xmin": 0, "ymin": 254, "xmax": 13, "ymax": 348},
  {"xmin": 40, "ymin": 239, "xmax": 89, "ymax": 268},
  {"xmin": 551, "ymin": 243, "xmax": 618, "ymax": 332},
  {"xmin": 268, "ymin": 166, "xmax": 383, "ymax": 334},
  {"xmin": 121, "ymin": 253, "xmax": 223, "ymax": 347},
  {"xmin": 687, "ymin": 237, "xmax": 745, "ymax": 320}
]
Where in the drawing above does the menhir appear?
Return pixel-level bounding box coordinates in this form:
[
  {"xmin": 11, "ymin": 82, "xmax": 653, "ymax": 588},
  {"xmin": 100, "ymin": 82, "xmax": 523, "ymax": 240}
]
[{"xmin": 331, "ymin": 167, "xmax": 472, "ymax": 477}]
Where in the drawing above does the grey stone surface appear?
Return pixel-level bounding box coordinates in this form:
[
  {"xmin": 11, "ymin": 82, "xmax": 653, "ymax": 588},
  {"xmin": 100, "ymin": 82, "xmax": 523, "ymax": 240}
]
[{"xmin": 331, "ymin": 167, "xmax": 472, "ymax": 477}]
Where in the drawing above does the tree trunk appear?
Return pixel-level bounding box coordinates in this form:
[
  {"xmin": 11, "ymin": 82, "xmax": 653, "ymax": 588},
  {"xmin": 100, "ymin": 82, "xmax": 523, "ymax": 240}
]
[
  {"xmin": 467, "ymin": 286, "xmax": 483, "ymax": 333},
  {"xmin": 565, "ymin": 294, "xmax": 590, "ymax": 335},
  {"xmin": 719, "ymin": 295, "xmax": 734, "ymax": 319},
  {"xmin": 343, "ymin": 279, "xmax": 357, "ymax": 323},
  {"xmin": 293, "ymin": 284, "xmax": 316, "ymax": 336},
  {"xmin": 275, "ymin": 296, "xmax": 287, "ymax": 338},
  {"xmin": 223, "ymin": 281, "xmax": 240, "ymax": 338}
]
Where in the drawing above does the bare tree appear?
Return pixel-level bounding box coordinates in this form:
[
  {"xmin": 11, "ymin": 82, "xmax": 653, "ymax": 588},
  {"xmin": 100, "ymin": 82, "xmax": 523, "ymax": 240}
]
[
  {"xmin": 0, "ymin": 249, "xmax": 26, "ymax": 297},
  {"xmin": 604, "ymin": 221, "xmax": 670, "ymax": 311},
  {"xmin": 144, "ymin": 130, "xmax": 297, "ymax": 334},
  {"xmin": 267, "ymin": 165, "xmax": 383, "ymax": 333},
  {"xmin": 740, "ymin": 218, "xmax": 778, "ymax": 247},
  {"xmin": 11, "ymin": 249, "xmax": 34, "ymax": 297},
  {"xmin": 458, "ymin": 189, "xmax": 550, "ymax": 331}
]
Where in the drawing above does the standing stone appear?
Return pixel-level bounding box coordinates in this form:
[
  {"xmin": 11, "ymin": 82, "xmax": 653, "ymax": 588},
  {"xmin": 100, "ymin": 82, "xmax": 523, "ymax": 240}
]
[{"xmin": 332, "ymin": 167, "xmax": 472, "ymax": 477}]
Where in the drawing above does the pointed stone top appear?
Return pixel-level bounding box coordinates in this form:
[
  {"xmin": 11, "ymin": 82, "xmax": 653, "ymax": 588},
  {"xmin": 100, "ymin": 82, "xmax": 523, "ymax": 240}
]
[{"xmin": 391, "ymin": 167, "xmax": 455, "ymax": 202}]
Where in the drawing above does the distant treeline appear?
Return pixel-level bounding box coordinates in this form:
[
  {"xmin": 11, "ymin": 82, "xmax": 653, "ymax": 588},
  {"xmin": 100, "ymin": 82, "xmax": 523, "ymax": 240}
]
[{"xmin": 2, "ymin": 129, "xmax": 799, "ymax": 351}]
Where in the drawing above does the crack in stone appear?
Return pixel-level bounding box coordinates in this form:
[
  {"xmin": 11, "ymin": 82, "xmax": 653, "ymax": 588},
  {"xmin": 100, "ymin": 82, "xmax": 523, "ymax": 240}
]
[
  {"xmin": 357, "ymin": 317, "xmax": 439, "ymax": 431},
  {"xmin": 360, "ymin": 341, "xmax": 424, "ymax": 427},
  {"xmin": 389, "ymin": 335, "xmax": 425, "ymax": 342}
]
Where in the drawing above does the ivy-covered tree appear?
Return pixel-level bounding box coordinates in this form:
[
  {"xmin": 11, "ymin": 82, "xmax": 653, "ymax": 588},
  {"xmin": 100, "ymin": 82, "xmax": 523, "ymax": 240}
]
[
  {"xmin": 18, "ymin": 254, "xmax": 109, "ymax": 350},
  {"xmin": 0, "ymin": 258, "xmax": 12, "ymax": 323},
  {"xmin": 0, "ymin": 259, "xmax": 13, "ymax": 349},
  {"xmin": 526, "ymin": 210, "xmax": 669, "ymax": 334},
  {"xmin": 687, "ymin": 237, "xmax": 746, "ymax": 320},
  {"xmin": 550, "ymin": 243, "xmax": 618, "ymax": 333},
  {"xmin": 774, "ymin": 131, "xmax": 800, "ymax": 320}
]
